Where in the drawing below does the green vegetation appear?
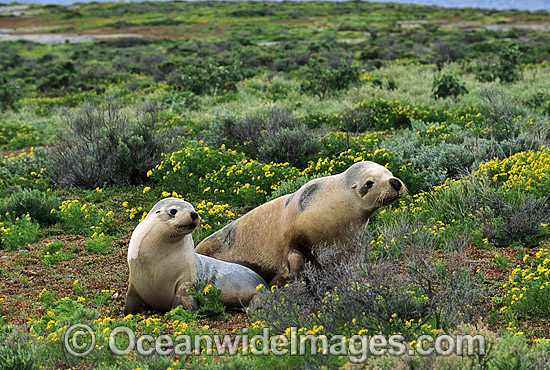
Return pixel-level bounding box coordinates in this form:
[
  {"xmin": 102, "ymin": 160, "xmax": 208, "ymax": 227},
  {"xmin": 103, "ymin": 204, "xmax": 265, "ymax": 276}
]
[{"xmin": 0, "ymin": 1, "xmax": 550, "ymax": 369}]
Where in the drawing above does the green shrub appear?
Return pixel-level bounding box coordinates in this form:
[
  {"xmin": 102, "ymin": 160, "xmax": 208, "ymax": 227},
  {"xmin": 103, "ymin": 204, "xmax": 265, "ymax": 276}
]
[
  {"xmin": 53, "ymin": 200, "xmax": 115, "ymax": 236},
  {"xmin": 0, "ymin": 213, "xmax": 41, "ymax": 251},
  {"xmin": 494, "ymin": 43, "xmax": 522, "ymax": 83},
  {"xmin": 43, "ymin": 240, "xmax": 74, "ymax": 266},
  {"xmin": 299, "ymin": 59, "xmax": 361, "ymax": 99},
  {"xmin": 301, "ymin": 147, "xmax": 425, "ymax": 195},
  {"xmin": 475, "ymin": 69, "xmax": 496, "ymax": 82},
  {"xmin": 475, "ymin": 148, "xmax": 550, "ymax": 198},
  {"xmin": 45, "ymin": 98, "xmax": 182, "ymax": 188},
  {"xmin": 524, "ymin": 91, "xmax": 550, "ymax": 110},
  {"xmin": 376, "ymin": 176, "xmax": 549, "ymax": 251},
  {"xmin": 200, "ymin": 159, "xmax": 299, "ymax": 206},
  {"xmin": 0, "ymin": 149, "xmax": 51, "ymax": 195},
  {"xmin": 299, "ymin": 112, "xmax": 340, "ymax": 129},
  {"xmin": 264, "ymin": 80, "xmax": 292, "ymax": 101},
  {"xmin": 475, "ymin": 44, "xmax": 522, "ymax": 84},
  {"xmin": 492, "ymin": 253, "xmax": 511, "ymax": 270},
  {"xmin": 432, "ymin": 71, "xmax": 468, "ymax": 99},
  {"xmin": 151, "ymin": 140, "xmax": 299, "ymax": 206},
  {"xmin": 0, "ymin": 75, "xmax": 22, "ymax": 112},
  {"xmin": 0, "ymin": 122, "xmax": 41, "ymax": 150},
  {"xmin": 317, "ymin": 131, "xmax": 386, "ymax": 158},
  {"xmin": 165, "ymin": 305, "xmax": 199, "ymax": 322},
  {"xmin": 177, "ymin": 58, "xmax": 245, "ymax": 95},
  {"xmin": 84, "ymin": 233, "xmax": 113, "ymax": 254},
  {"xmin": 150, "ymin": 140, "xmax": 248, "ymax": 196},
  {"xmin": 499, "ymin": 248, "xmax": 550, "ymax": 318},
  {"xmin": 154, "ymin": 90, "xmax": 202, "ymax": 112},
  {"xmin": 0, "ymin": 189, "xmax": 60, "ymax": 225},
  {"xmin": 188, "ymin": 282, "xmax": 225, "ymax": 319},
  {"xmin": 0, "ymin": 341, "xmax": 37, "ymax": 370},
  {"xmin": 353, "ymin": 98, "xmax": 453, "ymax": 130}
]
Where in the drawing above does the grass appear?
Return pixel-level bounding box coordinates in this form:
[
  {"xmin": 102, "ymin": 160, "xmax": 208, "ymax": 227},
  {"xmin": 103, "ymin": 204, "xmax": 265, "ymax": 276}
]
[{"xmin": 1, "ymin": 1, "xmax": 550, "ymax": 369}]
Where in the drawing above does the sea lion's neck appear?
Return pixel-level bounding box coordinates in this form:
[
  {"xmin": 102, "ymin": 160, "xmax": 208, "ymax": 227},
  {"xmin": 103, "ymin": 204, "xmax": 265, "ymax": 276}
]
[{"xmin": 139, "ymin": 233, "xmax": 194, "ymax": 260}]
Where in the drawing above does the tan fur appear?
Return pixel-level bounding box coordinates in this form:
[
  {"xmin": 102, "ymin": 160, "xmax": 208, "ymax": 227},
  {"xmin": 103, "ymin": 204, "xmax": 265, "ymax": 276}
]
[
  {"xmin": 125, "ymin": 198, "xmax": 266, "ymax": 315},
  {"xmin": 195, "ymin": 161, "xmax": 405, "ymax": 285},
  {"xmin": 126, "ymin": 198, "xmax": 199, "ymax": 314}
]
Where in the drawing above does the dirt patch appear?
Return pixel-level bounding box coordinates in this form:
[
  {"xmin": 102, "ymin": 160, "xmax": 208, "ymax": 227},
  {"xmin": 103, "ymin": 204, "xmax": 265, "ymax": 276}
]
[
  {"xmin": 0, "ymin": 5, "xmax": 43, "ymax": 17},
  {"xmin": 400, "ymin": 19, "xmax": 550, "ymax": 31},
  {"xmin": 0, "ymin": 31, "xmax": 144, "ymax": 44}
]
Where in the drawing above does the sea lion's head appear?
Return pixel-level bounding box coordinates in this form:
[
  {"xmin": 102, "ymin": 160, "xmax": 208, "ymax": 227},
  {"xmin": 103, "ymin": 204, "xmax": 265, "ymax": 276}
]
[
  {"xmin": 147, "ymin": 197, "xmax": 200, "ymax": 239},
  {"xmin": 344, "ymin": 161, "xmax": 406, "ymax": 212}
]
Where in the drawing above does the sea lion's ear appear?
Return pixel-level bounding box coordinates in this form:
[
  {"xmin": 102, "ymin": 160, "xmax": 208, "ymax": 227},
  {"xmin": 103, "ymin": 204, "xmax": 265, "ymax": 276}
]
[{"xmin": 351, "ymin": 184, "xmax": 357, "ymax": 189}]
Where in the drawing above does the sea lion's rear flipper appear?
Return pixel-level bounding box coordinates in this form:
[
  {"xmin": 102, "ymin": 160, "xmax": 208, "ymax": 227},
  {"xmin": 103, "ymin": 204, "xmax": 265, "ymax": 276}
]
[{"xmin": 124, "ymin": 284, "xmax": 150, "ymax": 315}]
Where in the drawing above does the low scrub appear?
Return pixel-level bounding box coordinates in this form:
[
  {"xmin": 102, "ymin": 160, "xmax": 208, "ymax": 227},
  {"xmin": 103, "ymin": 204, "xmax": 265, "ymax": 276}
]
[
  {"xmin": 45, "ymin": 98, "xmax": 182, "ymax": 188},
  {"xmin": 254, "ymin": 226, "xmax": 480, "ymax": 337}
]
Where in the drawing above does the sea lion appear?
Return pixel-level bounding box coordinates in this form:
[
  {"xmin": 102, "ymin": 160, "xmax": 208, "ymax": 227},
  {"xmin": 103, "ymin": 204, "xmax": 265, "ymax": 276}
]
[
  {"xmin": 124, "ymin": 197, "xmax": 266, "ymax": 315},
  {"xmin": 195, "ymin": 161, "xmax": 406, "ymax": 286}
]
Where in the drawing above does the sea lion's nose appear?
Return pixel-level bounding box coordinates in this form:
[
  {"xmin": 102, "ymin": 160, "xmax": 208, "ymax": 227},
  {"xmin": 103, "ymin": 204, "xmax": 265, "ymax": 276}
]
[
  {"xmin": 389, "ymin": 178, "xmax": 402, "ymax": 191},
  {"xmin": 190, "ymin": 212, "xmax": 199, "ymax": 221}
]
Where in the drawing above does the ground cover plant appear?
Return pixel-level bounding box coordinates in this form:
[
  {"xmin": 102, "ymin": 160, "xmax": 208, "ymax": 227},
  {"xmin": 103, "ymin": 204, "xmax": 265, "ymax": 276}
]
[{"xmin": 1, "ymin": 1, "xmax": 550, "ymax": 369}]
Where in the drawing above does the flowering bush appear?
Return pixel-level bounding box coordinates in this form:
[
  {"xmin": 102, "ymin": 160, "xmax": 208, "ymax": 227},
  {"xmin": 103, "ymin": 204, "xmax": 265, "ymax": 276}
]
[
  {"xmin": 194, "ymin": 200, "xmax": 236, "ymax": 240},
  {"xmin": 151, "ymin": 141, "xmax": 299, "ymax": 206},
  {"xmin": 0, "ymin": 148, "xmax": 51, "ymax": 193},
  {"xmin": 84, "ymin": 233, "xmax": 113, "ymax": 254},
  {"xmin": 475, "ymin": 148, "xmax": 550, "ymax": 197},
  {"xmin": 0, "ymin": 213, "xmax": 41, "ymax": 251},
  {"xmin": 201, "ymin": 160, "xmax": 299, "ymax": 206},
  {"xmin": 53, "ymin": 200, "xmax": 115, "ymax": 236},
  {"xmin": 499, "ymin": 247, "xmax": 550, "ymax": 317},
  {"xmin": 188, "ymin": 282, "xmax": 225, "ymax": 319},
  {"xmin": 353, "ymin": 98, "xmax": 454, "ymax": 130},
  {"xmin": 0, "ymin": 122, "xmax": 42, "ymax": 150},
  {"xmin": 43, "ymin": 241, "xmax": 74, "ymax": 266},
  {"xmin": 150, "ymin": 141, "xmax": 247, "ymax": 194}
]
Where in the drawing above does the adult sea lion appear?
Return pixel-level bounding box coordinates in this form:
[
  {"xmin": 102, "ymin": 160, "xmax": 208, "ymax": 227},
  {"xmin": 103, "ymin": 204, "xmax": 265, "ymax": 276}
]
[{"xmin": 195, "ymin": 161, "xmax": 405, "ymax": 285}]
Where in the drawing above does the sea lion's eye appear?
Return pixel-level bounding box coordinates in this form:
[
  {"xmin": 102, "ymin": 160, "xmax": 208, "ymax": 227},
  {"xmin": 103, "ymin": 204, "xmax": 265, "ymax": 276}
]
[
  {"xmin": 169, "ymin": 209, "xmax": 178, "ymax": 216},
  {"xmin": 364, "ymin": 181, "xmax": 374, "ymax": 189}
]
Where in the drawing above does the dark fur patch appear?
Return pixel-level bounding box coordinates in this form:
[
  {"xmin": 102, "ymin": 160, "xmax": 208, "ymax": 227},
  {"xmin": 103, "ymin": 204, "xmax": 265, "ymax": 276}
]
[
  {"xmin": 289, "ymin": 234, "xmax": 319, "ymax": 269},
  {"xmin": 221, "ymin": 223, "xmax": 237, "ymax": 250},
  {"xmin": 284, "ymin": 193, "xmax": 295, "ymax": 208},
  {"xmin": 297, "ymin": 183, "xmax": 319, "ymax": 212}
]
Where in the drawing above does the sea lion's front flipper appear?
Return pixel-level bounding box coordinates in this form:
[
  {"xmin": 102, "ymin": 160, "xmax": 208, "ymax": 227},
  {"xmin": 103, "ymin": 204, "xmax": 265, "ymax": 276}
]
[
  {"xmin": 172, "ymin": 281, "xmax": 198, "ymax": 312},
  {"xmin": 124, "ymin": 283, "xmax": 150, "ymax": 315}
]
